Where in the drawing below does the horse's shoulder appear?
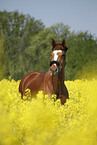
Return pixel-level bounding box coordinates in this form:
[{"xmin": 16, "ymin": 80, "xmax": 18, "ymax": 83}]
[
  {"xmin": 19, "ymin": 72, "xmax": 45, "ymax": 95},
  {"xmin": 28, "ymin": 72, "xmax": 45, "ymax": 78},
  {"xmin": 21, "ymin": 72, "xmax": 45, "ymax": 85}
]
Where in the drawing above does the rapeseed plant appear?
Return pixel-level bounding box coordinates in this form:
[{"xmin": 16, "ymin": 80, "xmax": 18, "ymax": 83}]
[{"xmin": 0, "ymin": 79, "xmax": 97, "ymax": 145}]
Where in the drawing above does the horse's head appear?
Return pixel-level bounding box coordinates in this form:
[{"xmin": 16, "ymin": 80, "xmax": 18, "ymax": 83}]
[{"xmin": 50, "ymin": 39, "xmax": 68, "ymax": 76}]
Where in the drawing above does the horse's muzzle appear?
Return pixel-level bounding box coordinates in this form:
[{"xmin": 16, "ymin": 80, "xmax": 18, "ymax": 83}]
[{"xmin": 50, "ymin": 67, "xmax": 58, "ymax": 76}]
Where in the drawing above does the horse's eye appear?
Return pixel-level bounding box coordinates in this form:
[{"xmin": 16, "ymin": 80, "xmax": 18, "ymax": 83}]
[{"xmin": 62, "ymin": 54, "xmax": 65, "ymax": 57}]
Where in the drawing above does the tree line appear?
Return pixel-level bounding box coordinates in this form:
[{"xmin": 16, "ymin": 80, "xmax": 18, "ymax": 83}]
[{"xmin": 0, "ymin": 10, "xmax": 97, "ymax": 80}]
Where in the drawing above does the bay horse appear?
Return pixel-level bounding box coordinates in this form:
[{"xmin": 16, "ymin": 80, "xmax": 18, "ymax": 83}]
[{"xmin": 19, "ymin": 39, "xmax": 69, "ymax": 104}]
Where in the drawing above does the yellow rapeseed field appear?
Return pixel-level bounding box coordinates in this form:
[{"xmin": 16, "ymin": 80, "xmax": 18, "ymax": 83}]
[{"xmin": 0, "ymin": 78, "xmax": 97, "ymax": 145}]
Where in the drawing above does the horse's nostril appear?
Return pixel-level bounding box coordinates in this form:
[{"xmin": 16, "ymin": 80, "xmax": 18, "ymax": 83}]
[
  {"xmin": 50, "ymin": 68, "xmax": 58, "ymax": 72},
  {"xmin": 55, "ymin": 68, "xmax": 58, "ymax": 72}
]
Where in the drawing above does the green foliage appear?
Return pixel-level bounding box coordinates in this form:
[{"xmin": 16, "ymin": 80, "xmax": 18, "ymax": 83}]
[
  {"xmin": 51, "ymin": 22, "xmax": 71, "ymax": 39},
  {"xmin": 0, "ymin": 36, "xmax": 6, "ymax": 79},
  {"xmin": 66, "ymin": 31, "xmax": 97, "ymax": 80},
  {"xmin": 0, "ymin": 10, "xmax": 44, "ymax": 38},
  {"xmin": 25, "ymin": 28, "xmax": 58, "ymax": 72},
  {"xmin": 0, "ymin": 10, "xmax": 44, "ymax": 80},
  {"xmin": 0, "ymin": 10, "xmax": 97, "ymax": 80},
  {"xmin": 24, "ymin": 23, "xmax": 71, "ymax": 74}
]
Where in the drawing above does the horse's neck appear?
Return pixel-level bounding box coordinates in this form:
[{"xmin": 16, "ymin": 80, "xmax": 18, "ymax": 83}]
[{"xmin": 45, "ymin": 67, "xmax": 65, "ymax": 92}]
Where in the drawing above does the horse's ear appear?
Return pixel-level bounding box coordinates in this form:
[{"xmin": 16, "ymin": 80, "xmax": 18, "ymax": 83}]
[
  {"xmin": 52, "ymin": 39, "xmax": 56, "ymax": 48},
  {"xmin": 62, "ymin": 39, "xmax": 65, "ymax": 48},
  {"xmin": 62, "ymin": 39, "xmax": 68, "ymax": 52},
  {"xmin": 65, "ymin": 46, "xmax": 68, "ymax": 52}
]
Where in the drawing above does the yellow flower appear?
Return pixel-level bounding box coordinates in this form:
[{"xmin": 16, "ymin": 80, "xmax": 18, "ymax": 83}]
[{"xmin": 0, "ymin": 79, "xmax": 97, "ymax": 145}]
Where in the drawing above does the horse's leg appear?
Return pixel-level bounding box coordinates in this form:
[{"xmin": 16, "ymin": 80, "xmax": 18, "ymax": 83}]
[
  {"xmin": 19, "ymin": 80, "xmax": 24, "ymax": 99},
  {"xmin": 58, "ymin": 84, "xmax": 69, "ymax": 105},
  {"xmin": 62, "ymin": 84, "xmax": 69, "ymax": 98},
  {"xmin": 60, "ymin": 94, "xmax": 68, "ymax": 105}
]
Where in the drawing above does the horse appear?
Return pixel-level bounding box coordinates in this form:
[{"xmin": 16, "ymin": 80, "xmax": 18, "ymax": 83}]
[{"xmin": 19, "ymin": 39, "xmax": 69, "ymax": 104}]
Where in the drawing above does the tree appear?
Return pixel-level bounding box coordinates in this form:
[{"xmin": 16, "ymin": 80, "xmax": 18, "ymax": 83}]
[
  {"xmin": 0, "ymin": 36, "xmax": 6, "ymax": 79},
  {"xmin": 0, "ymin": 10, "xmax": 45, "ymax": 80},
  {"xmin": 66, "ymin": 31, "xmax": 97, "ymax": 80},
  {"xmin": 25, "ymin": 28, "xmax": 58, "ymax": 73},
  {"xmin": 1, "ymin": 12, "xmax": 97, "ymax": 81},
  {"xmin": 0, "ymin": 10, "xmax": 44, "ymax": 38},
  {"xmin": 51, "ymin": 22, "xmax": 71, "ymax": 39}
]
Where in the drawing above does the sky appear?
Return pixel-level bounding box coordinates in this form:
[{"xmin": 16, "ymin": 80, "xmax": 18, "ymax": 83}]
[{"xmin": 0, "ymin": 0, "xmax": 97, "ymax": 37}]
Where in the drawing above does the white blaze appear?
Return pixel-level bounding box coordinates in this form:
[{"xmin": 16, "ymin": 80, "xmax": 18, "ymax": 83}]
[
  {"xmin": 53, "ymin": 50, "xmax": 62, "ymax": 66},
  {"xmin": 53, "ymin": 50, "xmax": 62, "ymax": 61}
]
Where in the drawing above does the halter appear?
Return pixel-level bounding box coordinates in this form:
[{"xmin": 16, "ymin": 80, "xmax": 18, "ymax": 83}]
[{"xmin": 50, "ymin": 47, "xmax": 66, "ymax": 100}]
